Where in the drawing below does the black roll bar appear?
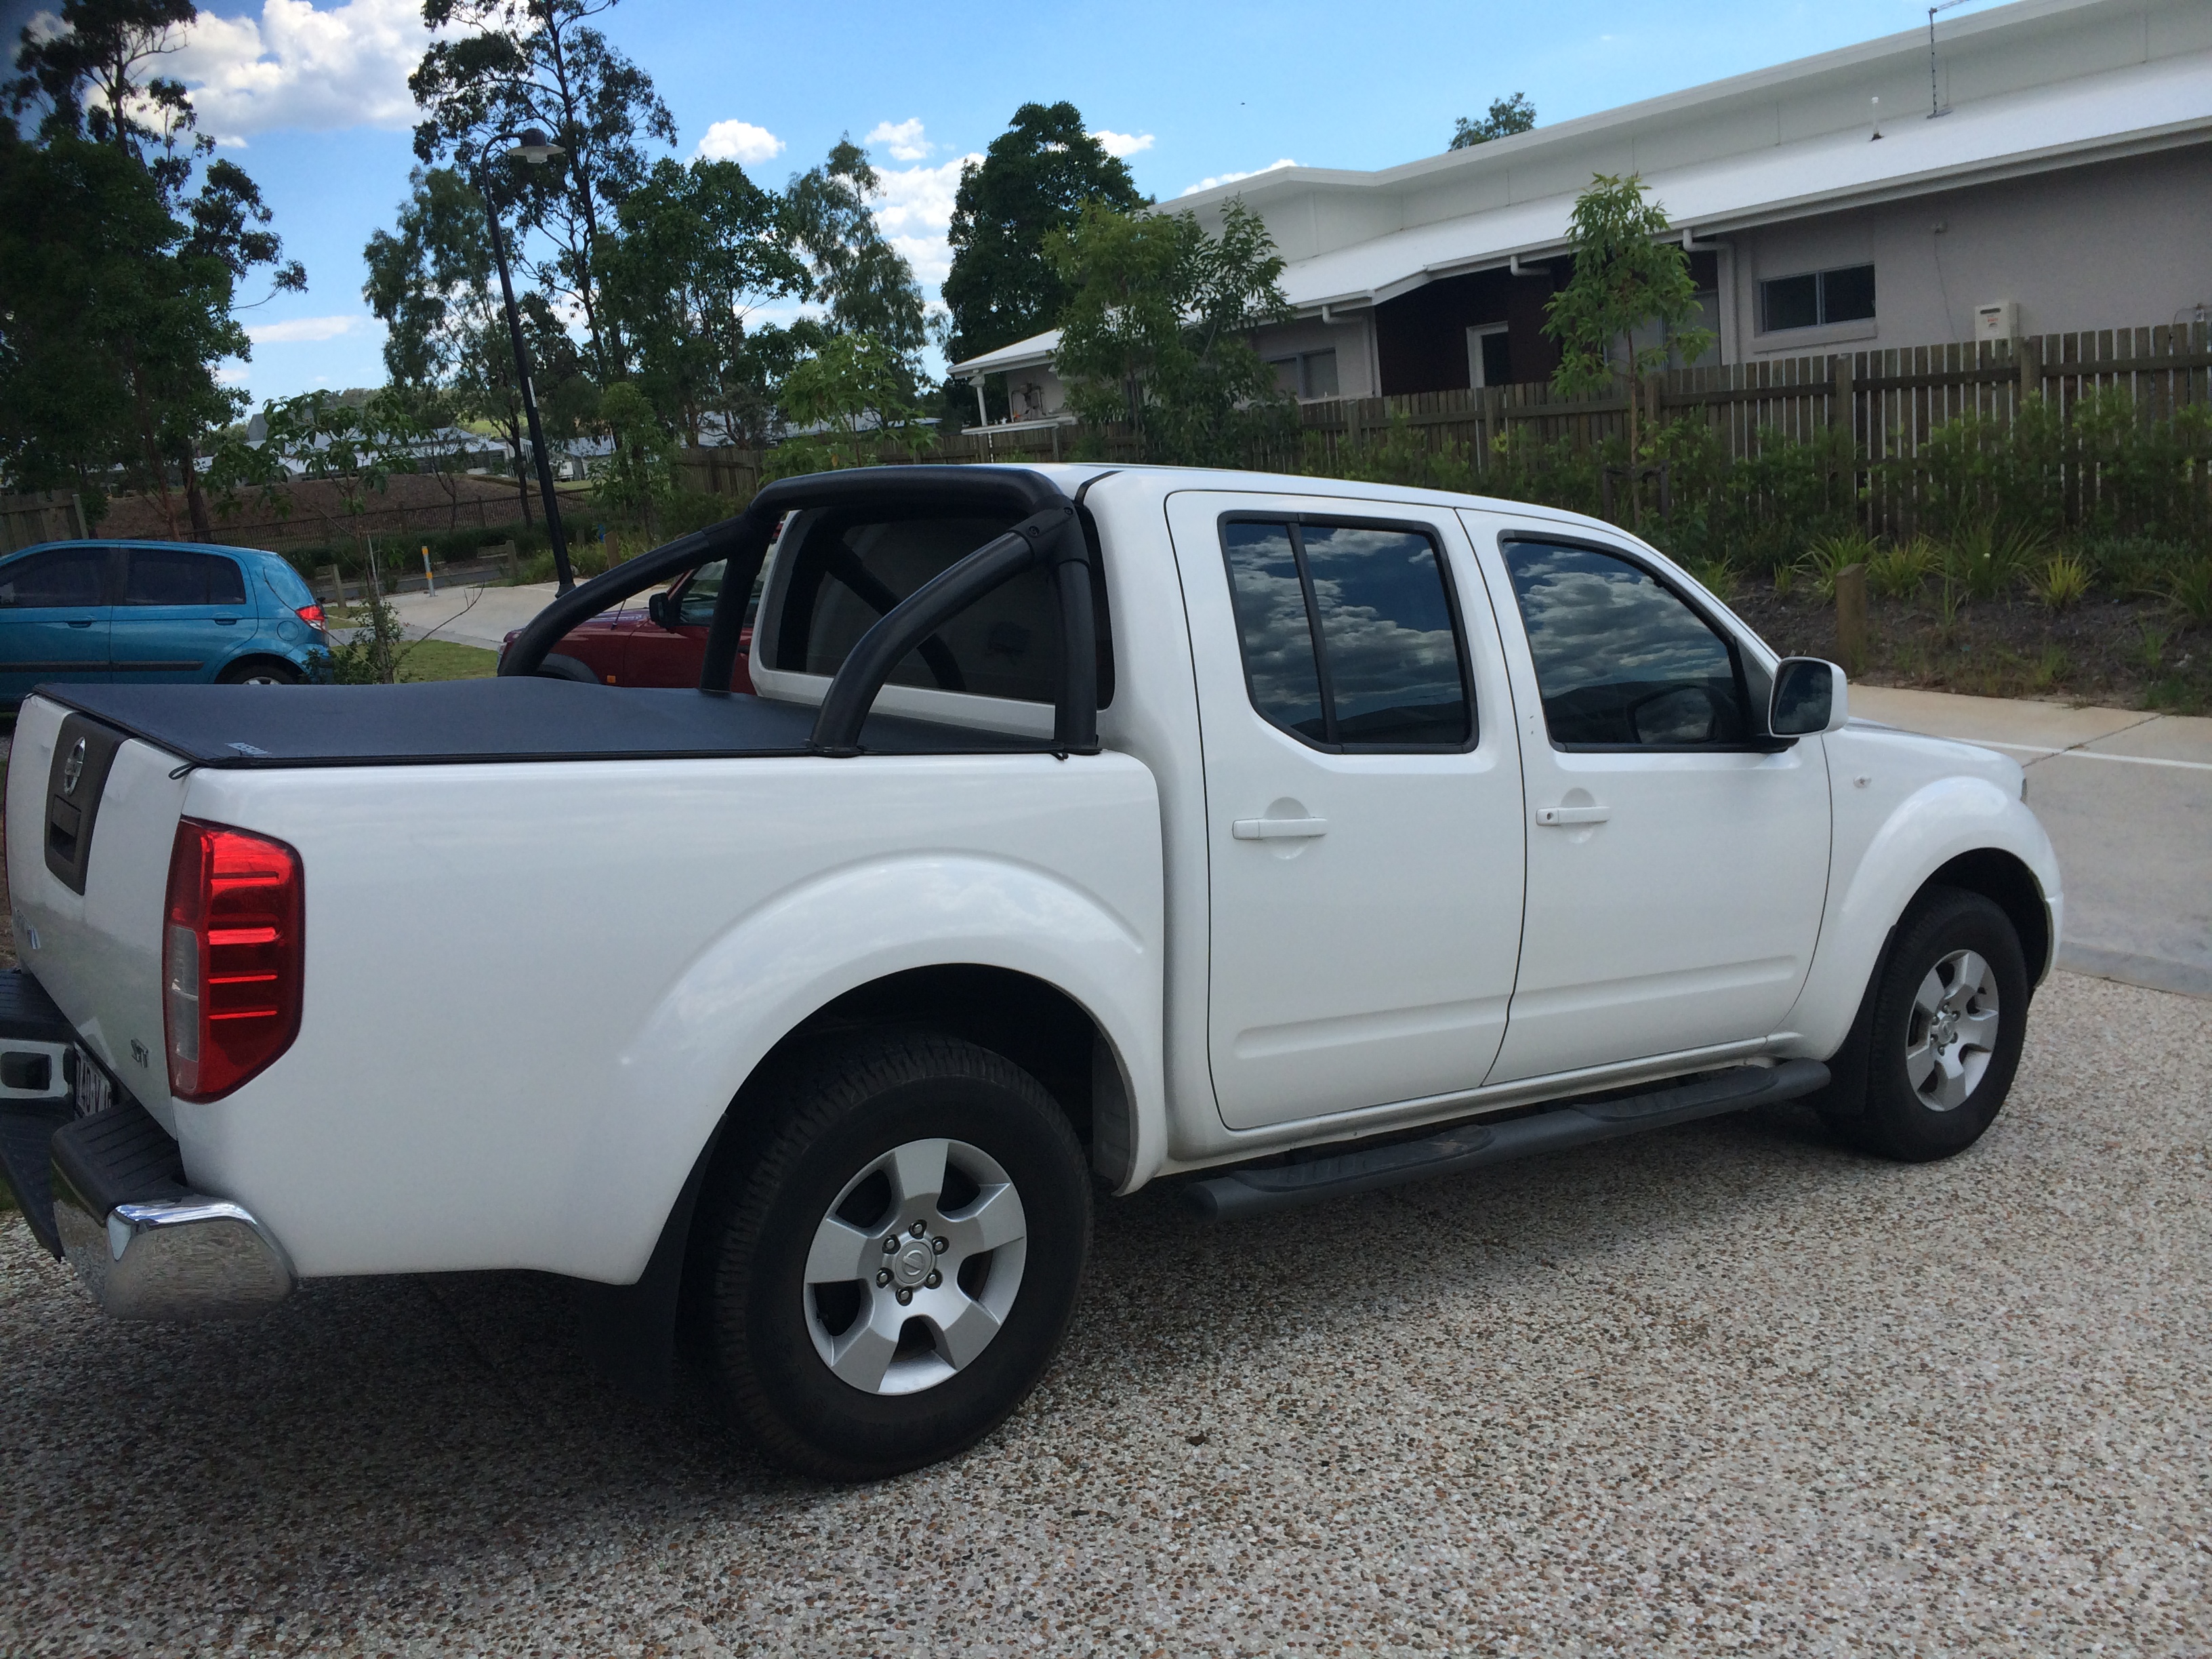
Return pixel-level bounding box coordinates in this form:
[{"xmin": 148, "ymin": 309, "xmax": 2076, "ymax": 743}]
[{"xmin": 496, "ymin": 465, "xmax": 1098, "ymax": 755}]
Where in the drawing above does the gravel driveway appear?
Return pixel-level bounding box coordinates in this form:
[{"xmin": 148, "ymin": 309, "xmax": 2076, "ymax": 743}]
[{"xmin": 3, "ymin": 970, "xmax": 2208, "ymax": 1657}]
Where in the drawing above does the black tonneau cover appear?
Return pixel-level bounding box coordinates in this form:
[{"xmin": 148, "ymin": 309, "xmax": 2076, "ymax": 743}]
[{"xmin": 34, "ymin": 680, "xmax": 1048, "ymax": 769}]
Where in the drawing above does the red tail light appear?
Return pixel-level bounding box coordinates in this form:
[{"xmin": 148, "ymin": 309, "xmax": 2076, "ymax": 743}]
[
  {"xmin": 295, "ymin": 604, "xmax": 325, "ymax": 630},
  {"xmin": 164, "ymin": 820, "xmax": 304, "ymax": 1101}
]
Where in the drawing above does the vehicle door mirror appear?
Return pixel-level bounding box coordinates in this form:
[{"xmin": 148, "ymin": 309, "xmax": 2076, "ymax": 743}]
[
  {"xmin": 1769, "ymin": 657, "xmax": 1848, "ymax": 737},
  {"xmin": 647, "ymin": 590, "xmax": 673, "ymax": 630}
]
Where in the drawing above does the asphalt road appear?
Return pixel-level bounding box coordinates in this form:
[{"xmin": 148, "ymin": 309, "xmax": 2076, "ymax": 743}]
[{"xmin": 4, "ymin": 970, "xmax": 2208, "ymax": 1656}]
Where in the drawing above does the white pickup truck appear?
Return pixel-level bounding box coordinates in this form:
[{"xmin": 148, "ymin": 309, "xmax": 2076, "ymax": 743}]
[{"xmin": 1, "ymin": 464, "xmax": 2059, "ymax": 1477}]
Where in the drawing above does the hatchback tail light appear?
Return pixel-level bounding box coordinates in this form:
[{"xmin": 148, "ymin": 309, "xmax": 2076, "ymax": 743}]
[
  {"xmin": 164, "ymin": 819, "xmax": 304, "ymax": 1101},
  {"xmin": 295, "ymin": 604, "xmax": 325, "ymax": 630}
]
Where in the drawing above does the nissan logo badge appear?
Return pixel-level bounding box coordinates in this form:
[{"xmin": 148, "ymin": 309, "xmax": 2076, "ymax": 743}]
[{"xmin": 60, "ymin": 737, "xmax": 87, "ymax": 796}]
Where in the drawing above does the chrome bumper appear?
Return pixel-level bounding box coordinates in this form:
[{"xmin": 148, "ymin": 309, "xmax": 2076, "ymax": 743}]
[{"xmin": 51, "ymin": 1161, "xmax": 295, "ymax": 1322}]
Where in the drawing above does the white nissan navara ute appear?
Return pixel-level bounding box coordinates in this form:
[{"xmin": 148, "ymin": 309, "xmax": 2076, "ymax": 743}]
[{"xmin": 0, "ymin": 464, "xmax": 2059, "ymax": 1478}]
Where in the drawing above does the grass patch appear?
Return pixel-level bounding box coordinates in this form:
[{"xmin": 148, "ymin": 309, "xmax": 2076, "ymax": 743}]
[{"xmin": 396, "ymin": 640, "xmax": 501, "ymax": 682}]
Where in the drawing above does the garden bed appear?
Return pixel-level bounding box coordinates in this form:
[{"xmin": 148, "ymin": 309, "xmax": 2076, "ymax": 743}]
[{"xmin": 1724, "ymin": 583, "xmax": 2210, "ymax": 712}]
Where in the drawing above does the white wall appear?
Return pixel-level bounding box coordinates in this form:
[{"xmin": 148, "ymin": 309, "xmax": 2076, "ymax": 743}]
[{"xmin": 1729, "ymin": 143, "xmax": 2212, "ymax": 359}]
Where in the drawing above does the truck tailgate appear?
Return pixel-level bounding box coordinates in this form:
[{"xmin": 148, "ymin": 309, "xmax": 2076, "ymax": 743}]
[{"xmin": 7, "ymin": 695, "xmax": 192, "ymax": 1128}]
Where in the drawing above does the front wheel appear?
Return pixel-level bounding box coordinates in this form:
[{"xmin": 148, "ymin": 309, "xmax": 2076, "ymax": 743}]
[
  {"xmin": 1844, "ymin": 887, "xmax": 2029, "ymax": 1162},
  {"xmin": 695, "ymin": 1032, "xmax": 1092, "ymax": 1479}
]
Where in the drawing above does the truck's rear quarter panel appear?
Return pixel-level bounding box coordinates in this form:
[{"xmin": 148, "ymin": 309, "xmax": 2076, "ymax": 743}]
[{"xmin": 28, "ymin": 743, "xmax": 1160, "ymax": 1282}]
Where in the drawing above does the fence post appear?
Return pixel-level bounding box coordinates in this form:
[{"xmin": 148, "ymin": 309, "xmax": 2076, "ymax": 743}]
[
  {"xmin": 1830, "ymin": 354, "xmax": 1854, "ymax": 520},
  {"xmin": 2018, "ymin": 335, "xmax": 2041, "ymax": 413},
  {"xmin": 1835, "ymin": 562, "xmax": 1868, "ymax": 674}
]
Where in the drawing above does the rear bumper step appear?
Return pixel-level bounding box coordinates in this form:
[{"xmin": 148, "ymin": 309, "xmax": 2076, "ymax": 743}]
[
  {"xmin": 45, "ymin": 1097, "xmax": 294, "ymax": 1322},
  {"xmin": 1186, "ymin": 1059, "xmax": 1830, "ymax": 1221}
]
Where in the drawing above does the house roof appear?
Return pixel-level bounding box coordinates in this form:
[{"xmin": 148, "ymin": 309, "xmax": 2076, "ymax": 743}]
[{"xmin": 951, "ymin": 0, "xmax": 2212, "ymax": 380}]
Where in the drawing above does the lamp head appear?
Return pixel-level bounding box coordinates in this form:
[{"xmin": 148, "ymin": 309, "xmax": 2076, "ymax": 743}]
[{"xmin": 504, "ymin": 128, "xmax": 565, "ymax": 165}]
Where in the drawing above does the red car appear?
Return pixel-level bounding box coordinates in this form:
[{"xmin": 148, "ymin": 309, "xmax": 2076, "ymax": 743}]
[{"xmin": 501, "ymin": 558, "xmax": 753, "ymax": 691}]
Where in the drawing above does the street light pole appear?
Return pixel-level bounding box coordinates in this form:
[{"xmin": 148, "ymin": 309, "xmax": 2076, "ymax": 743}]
[{"xmin": 477, "ymin": 128, "xmax": 576, "ymax": 594}]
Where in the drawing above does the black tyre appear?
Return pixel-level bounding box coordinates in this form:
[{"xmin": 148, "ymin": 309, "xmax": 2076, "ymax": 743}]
[
  {"xmin": 218, "ymin": 658, "xmax": 302, "ymax": 686},
  {"xmin": 697, "ymin": 1031, "xmax": 1092, "ymax": 1479},
  {"xmin": 533, "ymin": 652, "xmax": 602, "ymax": 684},
  {"xmin": 1840, "ymin": 886, "xmax": 2028, "ymax": 1162}
]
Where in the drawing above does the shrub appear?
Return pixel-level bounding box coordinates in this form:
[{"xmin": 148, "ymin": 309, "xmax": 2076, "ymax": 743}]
[
  {"xmin": 1946, "ymin": 522, "xmax": 2049, "ymax": 600},
  {"xmin": 2171, "ymin": 561, "xmax": 2212, "ymax": 626},
  {"xmin": 1866, "ymin": 536, "xmax": 1938, "ymax": 599},
  {"xmin": 2028, "ymin": 554, "xmax": 2092, "ymax": 611},
  {"xmin": 1802, "ymin": 529, "xmax": 1878, "ymax": 600}
]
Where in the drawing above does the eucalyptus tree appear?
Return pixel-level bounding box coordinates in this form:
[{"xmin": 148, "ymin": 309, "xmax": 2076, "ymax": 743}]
[
  {"xmin": 596, "ymin": 156, "xmax": 808, "ymax": 447},
  {"xmin": 409, "ymin": 0, "xmax": 676, "ymax": 382},
  {"xmin": 3, "ymin": 0, "xmax": 303, "ymax": 533},
  {"xmin": 785, "ymin": 138, "xmax": 928, "ymax": 367}
]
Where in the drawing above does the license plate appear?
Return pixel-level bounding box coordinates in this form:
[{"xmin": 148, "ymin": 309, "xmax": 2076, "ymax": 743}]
[{"xmin": 72, "ymin": 1047, "xmax": 114, "ymax": 1117}]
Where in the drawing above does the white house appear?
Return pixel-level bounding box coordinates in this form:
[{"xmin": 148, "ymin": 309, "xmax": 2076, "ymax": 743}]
[{"xmin": 950, "ymin": 0, "xmax": 2212, "ymax": 413}]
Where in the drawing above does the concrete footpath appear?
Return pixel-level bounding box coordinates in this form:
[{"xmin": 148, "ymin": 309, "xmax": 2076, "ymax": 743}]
[
  {"xmin": 1852, "ymin": 685, "xmax": 2211, "ymax": 999},
  {"xmin": 379, "ymin": 580, "xmax": 567, "ymax": 653}
]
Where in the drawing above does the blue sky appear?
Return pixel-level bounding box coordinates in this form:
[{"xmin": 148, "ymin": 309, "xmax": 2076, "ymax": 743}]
[{"xmin": 10, "ymin": 0, "xmax": 2015, "ymax": 405}]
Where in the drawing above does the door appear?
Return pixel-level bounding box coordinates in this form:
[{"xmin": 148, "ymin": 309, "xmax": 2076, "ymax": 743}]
[
  {"xmin": 110, "ymin": 546, "xmax": 251, "ymax": 682},
  {"xmin": 1467, "ymin": 519, "xmax": 1831, "ymax": 1083},
  {"xmin": 0, "ymin": 546, "xmax": 112, "ymax": 701},
  {"xmin": 624, "ymin": 559, "xmax": 757, "ymax": 690},
  {"xmin": 1168, "ymin": 492, "xmax": 1525, "ymax": 1130}
]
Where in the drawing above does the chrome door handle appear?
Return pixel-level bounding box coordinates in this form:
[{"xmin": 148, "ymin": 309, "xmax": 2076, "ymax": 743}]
[
  {"xmin": 1535, "ymin": 804, "xmax": 1610, "ymax": 826},
  {"xmin": 1232, "ymin": 815, "xmax": 1329, "ymax": 840}
]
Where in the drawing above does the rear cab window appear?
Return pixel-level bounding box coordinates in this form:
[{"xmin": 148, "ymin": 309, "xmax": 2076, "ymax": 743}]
[
  {"xmin": 1221, "ymin": 516, "xmax": 1473, "ymax": 750},
  {"xmin": 752, "ymin": 507, "xmax": 1112, "ymax": 733}
]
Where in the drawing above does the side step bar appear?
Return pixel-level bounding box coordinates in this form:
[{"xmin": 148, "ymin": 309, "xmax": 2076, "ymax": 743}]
[{"xmin": 1185, "ymin": 1059, "xmax": 1830, "ymax": 1221}]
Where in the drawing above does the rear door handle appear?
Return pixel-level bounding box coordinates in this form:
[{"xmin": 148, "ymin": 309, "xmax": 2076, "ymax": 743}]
[
  {"xmin": 66, "ymin": 619, "xmax": 94, "ymax": 628},
  {"xmin": 1232, "ymin": 815, "xmax": 1329, "ymax": 840},
  {"xmin": 1535, "ymin": 804, "xmax": 1610, "ymax": 826},
  {"xmin": 213, "ymin": 617, "xmax": 239, "ymax": 626}
]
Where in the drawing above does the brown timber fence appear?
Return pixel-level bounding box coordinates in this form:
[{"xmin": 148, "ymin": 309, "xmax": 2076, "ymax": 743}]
[
  {"xmin": 0, "ymin": 491, "xmax": 89, "ymax": 552},
  {"xmin": 672, "ymin": 319, "xmax": 2211, "ymax": 537}
]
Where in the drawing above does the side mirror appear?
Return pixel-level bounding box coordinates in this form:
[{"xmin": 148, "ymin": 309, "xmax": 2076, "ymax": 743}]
[
  {"xmin": 647, "ymin": 590, "xmax": 673, "ymax": 630},
  {"xmin": 1769, "ymin": 657, "xmax": 1849, "ymax": 737}
]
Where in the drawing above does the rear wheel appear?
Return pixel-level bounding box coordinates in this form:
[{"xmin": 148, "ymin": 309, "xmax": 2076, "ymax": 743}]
[
  {"xmin": 218, "ymin": 658, "xmax": 301, "ymax": 686},
  {"xmin": 696, "ymin": 1031, "xmax": 1091, "ymax": 1479},
  {"xmin": 1837, "ymin": 887, "xmax": 2028, "ymax": 1162}
]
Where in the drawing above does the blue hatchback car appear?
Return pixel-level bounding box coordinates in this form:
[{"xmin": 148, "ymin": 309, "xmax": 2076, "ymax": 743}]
[{"xmin": 0, "ymin": 539, "xmax": 329, "ymax": 708}]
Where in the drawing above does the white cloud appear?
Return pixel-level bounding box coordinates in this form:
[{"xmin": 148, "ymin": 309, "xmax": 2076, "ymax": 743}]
[
  {"xmin": 173, "ymin": 0, "xmax": 428, "ymax": 142},
  {"xmin": 868, "ymin": 152, "xmax": 981, "ymax": 287},
  {"xmin": 247, "ymin": 314, "xmax": 375, "ymax": 344},
  {"xmin": 1090, "ymin": 129, "xmax": 1153, "ymax": 159},
  {"xmin": 697, "ymin": 119, "xmax": 784, "ymax": 165},
  {"xmin": 1181, "ymin": 158, "xmax": 1298, "ymax": 197},
  {"xmin": 865, "ymin": 117, "xmax": 933, "ymax": 163}
]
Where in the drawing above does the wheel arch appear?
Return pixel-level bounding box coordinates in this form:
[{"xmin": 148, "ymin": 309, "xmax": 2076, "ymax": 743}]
[{"xmin": 1918, "ymin": 847, "xmax": 2053, "ymax": 985}]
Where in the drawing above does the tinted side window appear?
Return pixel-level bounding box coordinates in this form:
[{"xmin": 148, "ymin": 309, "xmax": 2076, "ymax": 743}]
[
  {"xmin": 1222, "ymin": 519, "xmax": 1471, "ymax": 750},
  {"xmin": 1501, "ymin": 541, "xmax": 1749, "ymax": 747},
  {"xmin": 0, "ymin": 548, "xmax": 107, "ymax": 607},
  {"xmin": 124, "ymin": 548, "xmax": 244, "ymax": 606},
  {"xmin": 773, "ymin": 512, "xmax": 1113, "ymax": 706}
]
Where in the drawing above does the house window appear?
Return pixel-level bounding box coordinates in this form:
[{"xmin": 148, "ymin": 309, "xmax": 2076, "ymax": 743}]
[
  {"xmin": 1267, "ymin": 350, "xmax": 1340, "ymax": 400},
  {"xmin": 1760, "ymin": 264, "xmax": 1876, "ymax": 331},
  {"xmin": 1466, "ymin": 324, "xmax": 1511, "ymax": 388}
]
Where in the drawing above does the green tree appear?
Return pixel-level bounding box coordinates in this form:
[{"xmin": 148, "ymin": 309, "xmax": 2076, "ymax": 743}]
[
  {"xmin": 785, "ymin": 138, "xmax": 927, "ymax": 365},
  {"xmin": 1450, "ymin": 92, "xmax": 1536, "ymax": 150},
  {"xmin": 764, "ymin": 332, "xmax": 930, "ymax": 480},
  {"xmin": 1048, "ymin": 200, "xmax": 1295, "ymax": 466},
  {"xmin": 5, "ymin": 0, "xmax": 303, "ymax": 534},
  {"xmin": 1543, "ymin": 172, "xmax": 1712, "ymax": 523},
  {"xmin": 597, "ymin": 155, "xmax": 808, "ymax": 447},
  {"xmin": 409, "ymin": 0, "xmax": 675, "ymax": 382},
  {"xmin": 942, "ymin": 102, "xmax": 1146, "ymax": 369}
]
